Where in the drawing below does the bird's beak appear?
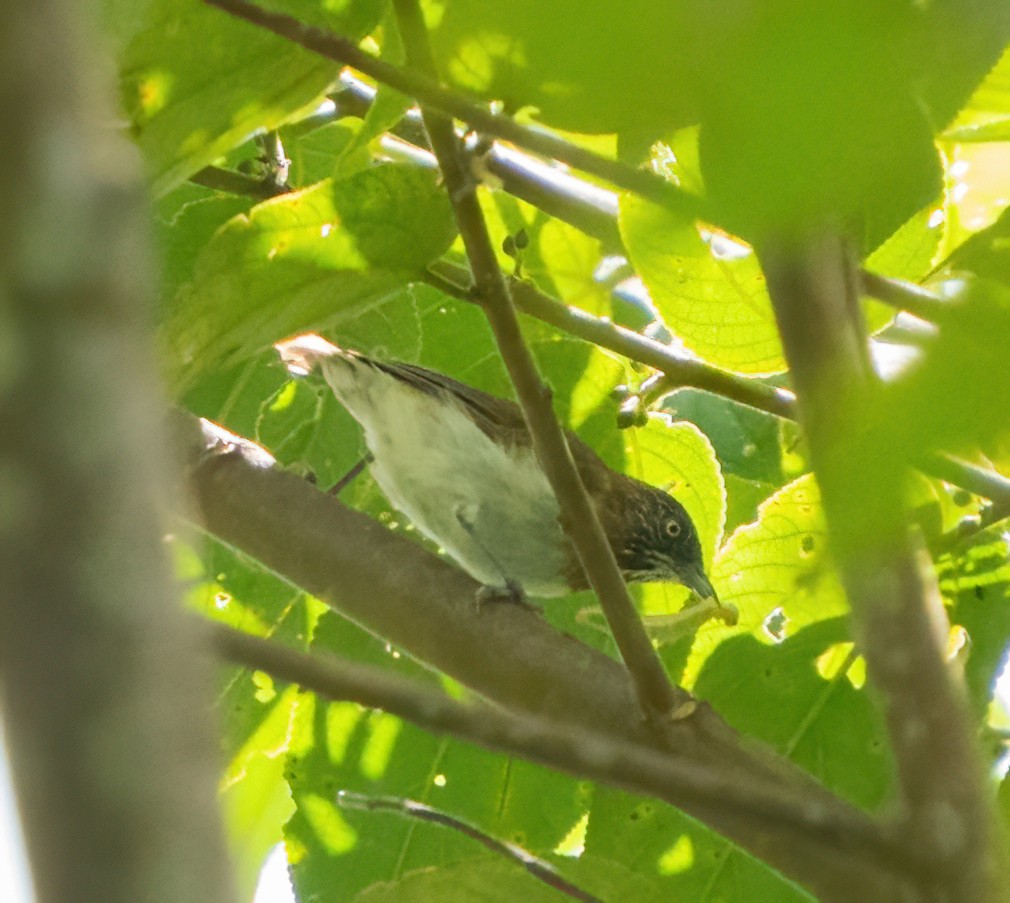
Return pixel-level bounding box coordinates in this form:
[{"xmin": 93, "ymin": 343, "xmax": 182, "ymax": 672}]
[{"xmin": 679, "ymin": 562, "xmax": 718, "ymax": 603}]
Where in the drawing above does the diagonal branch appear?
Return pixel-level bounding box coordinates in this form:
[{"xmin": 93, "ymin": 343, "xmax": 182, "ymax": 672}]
[{"xmin": 390, "ymin": 0, "xmax": 683, "ymax": 722}]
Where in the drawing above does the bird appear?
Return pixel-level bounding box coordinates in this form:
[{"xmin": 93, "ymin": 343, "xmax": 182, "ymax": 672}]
[{"xmin": 276, "ymin": 334, "xmax": 717, "ymax": 603}]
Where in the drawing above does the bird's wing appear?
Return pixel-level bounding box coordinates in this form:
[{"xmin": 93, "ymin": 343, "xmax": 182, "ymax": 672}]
[
  {"xmin": 366, "ymin": 359, "xmax": 532, "ymax": 443},
  {"xmin": 334, "ymin": 352, "xmax": 615, "ymax": 495}
]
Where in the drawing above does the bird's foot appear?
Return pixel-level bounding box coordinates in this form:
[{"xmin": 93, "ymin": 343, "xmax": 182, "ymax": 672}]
[{"xmin": 475, "ymin": 580, "xmax": 540, "ymax": 614}]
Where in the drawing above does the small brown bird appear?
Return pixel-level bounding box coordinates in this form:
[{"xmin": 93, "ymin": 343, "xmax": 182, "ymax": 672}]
[{"xmin": 277, "ymin": 335, "xmax": 716, "ymax": 601}]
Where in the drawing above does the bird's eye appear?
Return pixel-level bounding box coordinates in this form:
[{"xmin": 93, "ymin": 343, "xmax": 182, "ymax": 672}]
[{"xmin": 665, "ymin": 520, "xmax": 682, "ymax": 538}]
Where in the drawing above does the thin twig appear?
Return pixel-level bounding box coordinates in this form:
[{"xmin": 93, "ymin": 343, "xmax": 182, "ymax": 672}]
[
  {"xmin": 337, "ymin": 791, "xmax": 602, "ymax": 903},
  {"xmin": 189, "ymin": 165, "xmax": 288, "ymax": 199},
  {"xmin": 391, "ymin": 0, "xmax": 682, "ymax": 721},
  {"xmin": 860, "ymin": 271, "xmax": 947, "ymax": 323},
  {"xmin": 423, "ymin": 261, "xmax": 799, "ymax": 419}
]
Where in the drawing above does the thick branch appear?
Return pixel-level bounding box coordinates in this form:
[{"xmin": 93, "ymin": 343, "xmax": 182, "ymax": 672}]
[
  {"xmin": 760, "ymin": 233, "xmax": 1000, "ymax": 902},
  {"xmin": 392, "ymin": 0, "xmax": 682, "ymax": 721},
  {"xmin": 0, "ymin": 3, "xmax": 235, "ymax": 901}
]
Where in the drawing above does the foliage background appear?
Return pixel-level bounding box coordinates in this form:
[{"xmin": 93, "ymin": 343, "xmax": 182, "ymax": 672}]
[{"xmin": 45, "ymin": 0, "xmax": 1010, "ymax": 899}]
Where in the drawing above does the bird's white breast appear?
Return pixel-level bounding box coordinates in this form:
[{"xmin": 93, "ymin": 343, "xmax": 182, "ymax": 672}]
[{"xmin": 318, "ymin": 354, "xmax": 571, "ymax": 596}]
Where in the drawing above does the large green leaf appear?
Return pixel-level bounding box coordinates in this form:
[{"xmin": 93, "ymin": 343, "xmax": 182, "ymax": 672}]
[
  {"xmin": 581, "ymin": 789, "xmax": 814, "ymax": 903},
  {"xmin": 430, "ymin": 0, "xmax": 700, "ymax": 136},
  {"xmin": 694, "ymin": 620, "xmax": 895, "ymax": 810},
  {"xmin": 161, "ymin": 164, "xmax": 457, "ymax": 393},
  {"xmin": 619, "ymin": 193, "xmax": 784, "ymax": 375},
  {"xmin": 682, "ymin": 474, "xmax": 849, "ymax": 688}
]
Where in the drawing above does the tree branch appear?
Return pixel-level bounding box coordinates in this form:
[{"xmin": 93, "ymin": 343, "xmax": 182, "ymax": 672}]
[
  {"xmin": 759, "ymin": 232, "xmax": 1001, "ymax": 901},
  {"xmin": 0, "ymin": 2, "xmax": 236, "ymax": 900},
  {"xmin": 335, "ymin": 791, "xmax": 602, "ymax": 903},
  {"xmin": 424, "ymin": 260, "xmax": 799, "ymax": 419}
]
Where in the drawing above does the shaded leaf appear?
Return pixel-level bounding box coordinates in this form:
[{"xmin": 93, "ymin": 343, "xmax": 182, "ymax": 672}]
[
  {"xmin": 118, "ymin": 0, "xmax": 383, "ymax": 193},
  {"xmin": 161, "ymin": 165, "xmax": 457, "ymax": 392}
]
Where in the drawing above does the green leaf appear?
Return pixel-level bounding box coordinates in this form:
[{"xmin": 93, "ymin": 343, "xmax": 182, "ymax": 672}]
[
  {"xmin": 683, "ymin": 474, "xmax": 848, "ymax": 686},
  {"xmin": 284, "ymin": 689, "xmax": 587, "ymax": 900},
  {"xmin": 942, "ymin": 42, "xmax": 1010, "ymax": 142},
  {"xmin": 155, "ymin": 190, "xmax": 254, "ymax": 306},
  {"xmin": 161, "ymin": 164, "xmax": 457, "ymax": 393},
  {"xmin": 178, "ymin": 537, "xmax": 317, "ymax": 898},
  {"xmin": 693, "ymin": 620, "xmax": 895, "ymax": 809},
  {"xmin": 284, "ymin": 120, "xmax": 367, "ymax": 187},
  {"xmin": 430, "ymin": 0, "xmax": 700, "ymax": 135},
  {"xmin": 356, "ymin": 857, "xmax": 572, "ymax": 903},
  {"xmin": 582, "ymin": 789, "xmax": 814, "ymax": 902},
  {"xmin": 118, "ymin": 0, "xmax": 384, "ymax": 194},
  {"xmin": 864, "ymin": 205, "xmax": 944, "ymax": 285},
  {"xmin": 619, "ymin": 193, "xmax": 784, "ymax": 375}
]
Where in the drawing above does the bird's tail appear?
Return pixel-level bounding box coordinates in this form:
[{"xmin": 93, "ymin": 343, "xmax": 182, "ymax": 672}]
[{"xmin": 275, "ymin": 333, "xmax": 344, "ymax": 376}]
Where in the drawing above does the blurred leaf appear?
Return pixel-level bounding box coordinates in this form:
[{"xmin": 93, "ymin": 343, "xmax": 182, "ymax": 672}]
[
  {"xmin": 865, "ymin": 205, "xmax": 944, "ymax": 285},
  {"xmin": 937, "ymin": 204, "xmax": 1010, "ymax": 284},
  {"xmin": 160, "ymin": 164, "xmax": 457, "ymax": 393},
  {"xmin": 118, "ymin": 0, "xmax": 384, "ymax": 194},
  {"xmin": 924, "ymin": 8, "xmax": 1010, "ymax": 133},
  {"xmin": 285, "ymin": 120, "xmax": 367, "ymax": 187},
  {"xmin": 869, "ymin": 278, "xmax": 1010, "ymax": 460},
  {"xmin": 155, "ymin": 190, "xmax": 254, "ymax": 306},
  {"xmin": 431, "ymin": 0, "xmax": 700, "ymax": 135},
  {"xmin": 178, "ymin": 537, "xmax": 316, "ymax": 897},
  {"xmin": 944, "ymin": 42, "xmax": 1010, "ymax": 142},
  {"xmin": 696, "ymin": 2, "xmax": 940, "ymax": 246}
]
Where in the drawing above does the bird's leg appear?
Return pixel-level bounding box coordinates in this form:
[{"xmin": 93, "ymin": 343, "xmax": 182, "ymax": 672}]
[
  {"xmin": 453, "ymin": 505, "xmax": 538, "ymax": 612},
  {"xmin": 329, "ymin": 454, "xmax": 373, "ymax": 496}
]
